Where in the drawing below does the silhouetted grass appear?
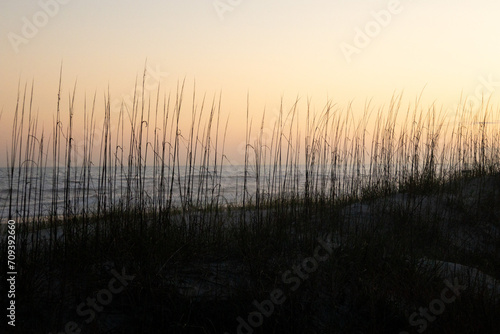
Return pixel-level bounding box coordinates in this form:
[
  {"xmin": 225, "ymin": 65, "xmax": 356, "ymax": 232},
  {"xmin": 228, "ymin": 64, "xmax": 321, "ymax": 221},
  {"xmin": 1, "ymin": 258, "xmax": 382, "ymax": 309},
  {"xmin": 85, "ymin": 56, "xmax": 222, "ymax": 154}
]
[{"xmin": 1, "ymin": 73, "xmax": 499, "ymax": 333}]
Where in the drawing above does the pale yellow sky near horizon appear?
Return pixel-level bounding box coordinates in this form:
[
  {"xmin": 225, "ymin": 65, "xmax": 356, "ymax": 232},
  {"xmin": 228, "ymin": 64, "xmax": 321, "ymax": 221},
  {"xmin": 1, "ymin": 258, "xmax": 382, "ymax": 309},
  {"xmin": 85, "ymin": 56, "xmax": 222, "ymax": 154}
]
[{"xmin": 1, "ymin": 0, "xmax": 500, "ymax": 166}]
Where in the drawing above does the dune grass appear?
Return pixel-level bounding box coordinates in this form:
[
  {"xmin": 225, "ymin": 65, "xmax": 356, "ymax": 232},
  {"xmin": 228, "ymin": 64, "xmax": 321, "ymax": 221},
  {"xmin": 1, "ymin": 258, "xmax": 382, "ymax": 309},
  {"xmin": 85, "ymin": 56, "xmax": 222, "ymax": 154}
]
[{"xmin": 1, "ymin": 73, "xmax": 500, "ymax": 333}]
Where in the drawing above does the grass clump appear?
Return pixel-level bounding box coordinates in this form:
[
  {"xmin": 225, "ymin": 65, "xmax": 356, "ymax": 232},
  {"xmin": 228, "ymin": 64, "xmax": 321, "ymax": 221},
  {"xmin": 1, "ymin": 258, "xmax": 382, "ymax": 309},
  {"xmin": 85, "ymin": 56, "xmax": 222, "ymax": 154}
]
[{"xmin": 1, "ymin": 73, "xmax": 500, "ymax": 333}]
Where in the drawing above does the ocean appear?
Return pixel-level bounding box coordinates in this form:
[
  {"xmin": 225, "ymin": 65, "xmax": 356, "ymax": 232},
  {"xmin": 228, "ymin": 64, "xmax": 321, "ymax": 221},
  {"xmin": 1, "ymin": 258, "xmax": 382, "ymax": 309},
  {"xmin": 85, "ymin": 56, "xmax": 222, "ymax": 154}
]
[{"xmin": 0, "ymin": 163, "xmax": 357, "ymax": 221}]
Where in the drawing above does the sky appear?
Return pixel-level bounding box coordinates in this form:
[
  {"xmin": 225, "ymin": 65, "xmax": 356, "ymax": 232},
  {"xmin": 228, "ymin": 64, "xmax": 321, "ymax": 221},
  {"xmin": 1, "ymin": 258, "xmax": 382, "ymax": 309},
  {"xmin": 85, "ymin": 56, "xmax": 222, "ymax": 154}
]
[{"xmin": 1, "ymin": 0, "xmax": 500, "ymax": 166}]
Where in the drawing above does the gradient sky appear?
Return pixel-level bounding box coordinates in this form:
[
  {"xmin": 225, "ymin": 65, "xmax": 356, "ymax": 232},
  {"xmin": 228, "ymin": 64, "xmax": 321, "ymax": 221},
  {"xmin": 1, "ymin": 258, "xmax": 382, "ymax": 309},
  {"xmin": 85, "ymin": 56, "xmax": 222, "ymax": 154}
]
[{"xmin": 1, "ymin": 0, "xmax": 500, "ymax": 166}]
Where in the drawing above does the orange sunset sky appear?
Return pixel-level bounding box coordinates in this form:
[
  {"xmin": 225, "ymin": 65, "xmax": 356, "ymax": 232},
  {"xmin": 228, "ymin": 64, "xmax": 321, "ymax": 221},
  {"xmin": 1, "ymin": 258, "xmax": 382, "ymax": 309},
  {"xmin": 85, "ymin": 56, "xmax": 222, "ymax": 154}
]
[{"xmin": 1, "ymin": 0, "xmax": 500, "ymax": 166}]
